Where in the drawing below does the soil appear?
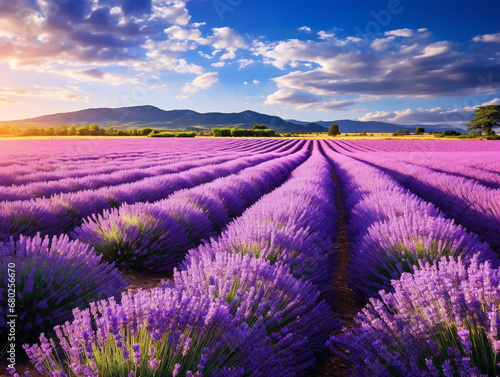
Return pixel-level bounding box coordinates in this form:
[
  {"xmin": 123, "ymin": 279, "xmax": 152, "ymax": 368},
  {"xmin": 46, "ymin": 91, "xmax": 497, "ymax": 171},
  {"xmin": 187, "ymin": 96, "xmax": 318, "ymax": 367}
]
[{"xmin": 309, "ymin": 170, "xmax": 360, "ymax": 377}]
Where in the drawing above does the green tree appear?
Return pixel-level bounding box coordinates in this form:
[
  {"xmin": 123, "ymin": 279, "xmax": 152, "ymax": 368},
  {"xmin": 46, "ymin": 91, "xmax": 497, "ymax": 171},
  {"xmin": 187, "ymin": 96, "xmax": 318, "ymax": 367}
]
[
  {"xmin": 328, "ymin": 124, "xmax": 340, "ymax": 136},
  {"xmin": 68, "ymin": 124, "xmax": 77, "ymax": 135},
  {"xmin": 45, "ymin": 127, "xmax": 56, "ymax": 136},
  {"xmin": 106, "ymin": 126, "xmax": 115, "ymax": 136},
  {"xmin": 251, "ymin": 124, "xmax": 268, "ymax": 130},
  {"xmin": 466, "ymin": 105, "xmax": 500, "ymax": 136},
  {"xmin": 415, "ymin": 127, "xmax": 425, "ymax": 135},
  {"xmin": 56, "ymin": 125, "xmax": 68, "ymax": 136}
]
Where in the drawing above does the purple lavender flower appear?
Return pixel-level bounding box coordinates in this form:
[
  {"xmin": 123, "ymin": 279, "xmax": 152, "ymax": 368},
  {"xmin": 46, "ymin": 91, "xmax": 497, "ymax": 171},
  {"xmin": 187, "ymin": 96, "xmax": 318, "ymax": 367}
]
[
  {"xmin": 0, "ymin": 234, "xmax": 128, "ymax": 345},
  {"xmin": 329, "ymin": 255, "xmax": 500, "ymax": 376}
]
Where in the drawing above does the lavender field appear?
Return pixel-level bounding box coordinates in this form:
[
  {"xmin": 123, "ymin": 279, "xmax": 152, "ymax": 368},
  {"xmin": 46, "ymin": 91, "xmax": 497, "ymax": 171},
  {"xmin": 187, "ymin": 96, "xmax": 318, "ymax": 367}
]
[{"xmin": 2, "ymin": 138, "xmax": 500, "ymax": 377}]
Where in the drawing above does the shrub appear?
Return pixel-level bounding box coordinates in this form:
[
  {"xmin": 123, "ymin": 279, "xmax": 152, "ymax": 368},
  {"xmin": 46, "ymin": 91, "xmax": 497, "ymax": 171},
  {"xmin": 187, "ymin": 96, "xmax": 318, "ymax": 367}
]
[
  {"xmin": 148, "ymin": 131, "xmax": 175, "ymax": 137},
  {"xmin": 230, "ymin": 128, "xmax": 248, "ymax": 137},
  {"xmin": 72, "ymin": 203, "xmax": 191, "ymax": 271},
  {"xmin": 251, "ymin": 124, "xmax": 268, "ymax": 130},
  {"xmin": 25, "ymin": 288, "xmax": 282, "ymax": 377},
  {"xmin": 172, "ymin": 252, "xmax": 338, "ymax": 371},
  {"xmin": 211, "ymin": 128, "xmax": 222, "ymax": 136},
  {"xmin": 347, "ymin": 214, "xmax": 497, "ymax": 303},
  {"xmin": 415, "ymin": 127, "xmax": 425, "ymax": 135},
  {"xmin": 0, "ymin": 234, "xmax": 128, "ymax": 346},
  {"xmin": 139, "ymin": 128, "xmax": 153, "ymax": 136},
  {"xmin": 175, "ymin": 131, "xmax": 196, "ymax": 137},
  {"xmin": 441, "ymin": 130, "xmax": 462, "ymax": 136},
  {"xmin": 329, "ymin": 255, "xmax": 500, "ymax": 376},
  {"xmin": 220, "ymin": 128, "xmax": 231, "ymax": 136}
]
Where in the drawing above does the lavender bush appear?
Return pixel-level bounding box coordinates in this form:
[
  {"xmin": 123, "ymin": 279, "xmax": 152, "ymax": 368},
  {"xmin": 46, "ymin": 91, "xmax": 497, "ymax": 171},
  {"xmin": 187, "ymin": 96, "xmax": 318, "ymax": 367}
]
[
  {"xmin": 171, "ymin": 252, "xmax": 339, "ymax": 374},
  {"xmin": 328, "ymin": 255, "xmax": 500, "ymax": 376},
  {"xmin": 25, "ymin": 287, "xmax": 284, "ymax": 377},
  {"xmin": 0, "ymin": 234, "xmax": 128, "ymax": 346}
]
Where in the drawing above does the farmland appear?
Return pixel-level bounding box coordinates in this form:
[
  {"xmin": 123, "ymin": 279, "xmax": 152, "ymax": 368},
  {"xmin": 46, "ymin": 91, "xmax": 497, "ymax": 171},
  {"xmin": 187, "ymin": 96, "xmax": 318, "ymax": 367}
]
[{"xmin": 1, "ymin": 138, "xmax": 500, "ymax": 377}]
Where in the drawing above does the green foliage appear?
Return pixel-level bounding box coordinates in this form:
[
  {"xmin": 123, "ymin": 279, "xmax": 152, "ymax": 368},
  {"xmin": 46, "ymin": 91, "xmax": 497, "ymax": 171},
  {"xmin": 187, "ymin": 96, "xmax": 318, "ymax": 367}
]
[
  {"xmin": 328, "ymin": 124, "xmax": 341, "ymax": 136},
  {"xmin": 441, "ymin": 130, "xmax": 461, "ymax": 136},
  {"xmin": 251, "ymin": 124, "xmax": 268, "ymax": 130},
  {"xmin": 175, "ymin": 131, "xmax": 196, "ymax": 137},
  {"xmin": 415, "ymin": 127, "xmax": 425, "ymax": 135},
  {"xmin": 148, "ymin": 132, "xmax": 176, "ymax": 137},
  {"xmin": 466, "ymin": 105, "xmax": 500, "ymax": 136},
  {"xmin": 68, "ymin": 124, "xmax": 77, "ymax": 135},
  {"xmin": 139, "ymin": 127, "xmax": 153, "ymax": 136}
]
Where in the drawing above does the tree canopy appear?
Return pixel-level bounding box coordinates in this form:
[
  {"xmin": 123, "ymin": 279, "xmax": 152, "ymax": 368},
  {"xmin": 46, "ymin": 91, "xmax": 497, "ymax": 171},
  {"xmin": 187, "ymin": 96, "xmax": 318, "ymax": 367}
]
[
  {"xmin": 328, "ymin": 124, "xmax": 340, "ymax": 136},
  {"xmin": 466, "ymin": 105, "xmax": 500, "ymax": 136}
]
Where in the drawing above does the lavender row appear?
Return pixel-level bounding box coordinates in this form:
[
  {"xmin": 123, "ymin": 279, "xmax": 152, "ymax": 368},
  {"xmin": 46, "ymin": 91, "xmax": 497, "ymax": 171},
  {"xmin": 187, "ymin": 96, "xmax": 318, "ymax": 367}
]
[
  {"xmin": 0, "ymin": 138, "xmax": 247, "ymax": 169},
  {"xmin": 366, "ymin": 150, "xmax": 500, "ymax": 189},
  {"xmin": 175, "ymin": 143, "xmax": 341, "ymax": 374},
  {"xmin": 0, "ymin": 153, "xmax": 233, "ymax": 200},
  {"xmin": 0, "ymin": 139, "xmax": 287, "ymax": 187},
  {"xmin": 0, "ymin": 141, "xmax": 305, "ymax": 242},
  {"xmin": 183, "ymin": 143, "xmax": 339, "ymax": 300},
  {"xmin": 353, "ymin": 152, "xmax": 500, "ymax": 252},
  {"xmin": 322, "ymin": 143, "xmax": 497, "ymax": 304},
  {"xmin": 25, "ymin": 143, "xmax": 339, "ymax": 377},
  {"xmin": 71, "ymin": 146, "xmax": 309, "ymax": 271},
  {"xmin": 0, "ymin": 140, "xmax": 298, "ymax": 200}
]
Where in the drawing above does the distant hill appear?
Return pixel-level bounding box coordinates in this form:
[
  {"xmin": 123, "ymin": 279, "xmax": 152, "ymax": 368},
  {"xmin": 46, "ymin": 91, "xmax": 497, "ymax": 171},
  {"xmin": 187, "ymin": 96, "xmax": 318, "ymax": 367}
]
[
  {"xmin": 0, "ymin": 106, "xmax": 466, "ymax": 133},
  {"xmin": 0, "ymin": 106, "xmax": 327, "ymax": 133},
  {"xmin": 287, "ymin": 119, "xmax": 465, "ymax": 133}
]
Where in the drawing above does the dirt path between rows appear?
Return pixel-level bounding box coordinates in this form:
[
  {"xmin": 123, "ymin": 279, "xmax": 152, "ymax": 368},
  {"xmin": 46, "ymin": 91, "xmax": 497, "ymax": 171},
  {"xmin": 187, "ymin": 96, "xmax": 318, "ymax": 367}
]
[{"xmin": 310, "ymin": 170, "xmax": 360, "ymax": 377}]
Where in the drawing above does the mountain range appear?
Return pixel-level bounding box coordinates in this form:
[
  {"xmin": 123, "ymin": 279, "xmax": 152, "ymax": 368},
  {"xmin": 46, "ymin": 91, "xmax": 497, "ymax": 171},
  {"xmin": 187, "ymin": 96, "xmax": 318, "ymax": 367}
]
[{"xmin": 0, "ymin": 105, "xmax": 464, "ymax": 133}]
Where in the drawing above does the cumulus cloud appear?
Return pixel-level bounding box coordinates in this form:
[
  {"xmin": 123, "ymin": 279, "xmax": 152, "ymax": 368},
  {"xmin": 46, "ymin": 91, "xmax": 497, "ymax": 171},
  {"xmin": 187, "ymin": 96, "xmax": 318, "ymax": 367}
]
[
  {"xmin": 473, "ymin": 33, "xmax": 500, "ymax": 43},
  {"xmin": 180, "ymin": 72, "xmax": 218, "ymax": 95},
  {"xmin": 298, "ymin": 26, "xmax": 311, "ymax": 32},
  {"xmin": 0, "ymin": 0, "xmax": 215, "ymax": 77},
  {"xmin": 385, "ymin": 28, "xmax": 415, "ymax": 37},
  {"xmin": 359, "ymin": 106, "xmax": 478, "ymax": 125},
  {"xmin": 264, "ymin": 88, "xmax": 321, "ymax": 105},
  {"xmin": 256, "ymin": 29, "xmax": 500, "ymax": 100}
]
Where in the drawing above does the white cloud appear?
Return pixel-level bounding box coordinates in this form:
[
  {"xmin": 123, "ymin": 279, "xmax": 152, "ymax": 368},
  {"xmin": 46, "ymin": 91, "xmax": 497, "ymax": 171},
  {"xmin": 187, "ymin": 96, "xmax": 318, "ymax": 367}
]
[
  {"xmin": 416, "ymin": 41, "xmax": 451, "ymax": 58},
  {"xmin": 181, "ymin": 72, "xmax": 218, "ymax": 95},
  {"xmin": 164, "ymin": 25, "xmax": 202, "ymax": 41},
  {"xmin": 201, "ymin": 27, "xmax": 248, "ymax": 50},
  {"xmin": 253, "ymin": 79, "xmax": 259, "ymax": 84},
  {"xmin": 298, "ymin": 26, "xmax": 311, "ymax": 33},
  {"xmin": 483, "ymin": 98, "xmax": 500, "ymax": 105},
  {"xmin": 237, "ymin": 59, "xmax": 255, "ymax": 69},
  {"xmin": 211, "ymin": 61, "xmax": 225, "ymax": 67},
  {"xmin": 385, "ymin": 28, "xmax": 415, "ymax": 38},
  {"xmin": 473, "ymin": 33, "xmax": 500, "ymax": 43},
  {"xmin": 318, "ymin": 31, "xmax": 335, "ymax": 40},
  {"xmin": 359, "ymin": 111, "xmax": 393, "ymax": 121},
  {"xmin": 265, "ymin": 88, "xmax": 321, "ymax": 106},
  {"xmin": 220, "ymin": 50, "xmax": 236, "ymax": 60}
]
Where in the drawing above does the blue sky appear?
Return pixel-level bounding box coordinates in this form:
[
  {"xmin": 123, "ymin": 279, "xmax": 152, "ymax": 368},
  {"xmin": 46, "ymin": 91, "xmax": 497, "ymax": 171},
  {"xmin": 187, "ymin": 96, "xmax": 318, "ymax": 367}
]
[{"xmin": 0, "ymin": 0, "xmax": 499, "ymax": 127}]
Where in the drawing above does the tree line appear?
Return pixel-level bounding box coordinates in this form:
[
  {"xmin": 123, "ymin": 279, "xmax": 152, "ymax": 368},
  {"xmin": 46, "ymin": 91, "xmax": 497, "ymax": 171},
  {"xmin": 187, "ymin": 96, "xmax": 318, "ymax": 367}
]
[{"xmin": 0, "ymin": 124, "xmax": 157, "ymax": 137}]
